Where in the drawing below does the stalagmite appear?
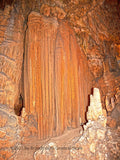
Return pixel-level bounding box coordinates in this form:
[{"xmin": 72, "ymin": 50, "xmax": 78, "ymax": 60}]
[{"xmin": 87, "ymin": 88, "xmax": 107, "ymax": 127}]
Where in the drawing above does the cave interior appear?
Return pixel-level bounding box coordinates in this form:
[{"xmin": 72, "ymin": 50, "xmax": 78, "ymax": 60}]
[{"xmin": 0, "ymin": 0, "xmax": 120, "ymax": 159}]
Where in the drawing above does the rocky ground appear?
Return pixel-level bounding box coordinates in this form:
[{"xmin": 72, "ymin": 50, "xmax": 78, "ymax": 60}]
[
  {"xmin": 11, "ymin": 122, "xmax": 120, "ymax": 160},
  {"xmin": 0, "ymin": 89, "xmax": 120, "ymax": 160},
  {"xmin": 12, "ymin": 88, "xmax": 120, "ymax": 160}
]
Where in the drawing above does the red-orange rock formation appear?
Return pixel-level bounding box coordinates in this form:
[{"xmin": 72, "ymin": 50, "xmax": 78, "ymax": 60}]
[
  {"xmin": 0, "ymin": 5, "xmax": 24, "ymax": 107},
  {"xmin": 0, "ymin": 0, "xmax": 120, "ymax": 159},
  {"xmin": 0, "ymin": 4, "xmax": 25, "ymax": 159},
  {"xmin": 24, "ymin": 11, "xmax": 92, "ymax": 139}
]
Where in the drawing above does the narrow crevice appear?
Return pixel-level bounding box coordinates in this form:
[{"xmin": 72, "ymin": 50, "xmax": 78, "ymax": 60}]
[
  {"xmin": 14, "ymin": 94, "xmax": 24, "ymax": 116},
  {"xmin": 13, "ymin": 12, "xmax": 29, "ymax": 116}
]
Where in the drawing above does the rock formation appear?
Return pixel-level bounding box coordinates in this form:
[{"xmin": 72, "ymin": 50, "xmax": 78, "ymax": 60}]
[
  {"xmin": 33, "ymin": 88, "xmax": 120, "ymax": 160},
  {"xmin": 0, "ymin": 0, "xmax": 120, "ymax": 159},
  {"xmin": 0, "ymin": 5, "xmax": 24, "ymax": 107},
  {"xmin": 87, "ymin": 88, "xmax": 107, "ymax": 124},
  {"xmin": 0, "ymin": 4, "xmax": 24, "ymax": 159},
  {"xmin": 24, "ymin": 11, "xmax": 92, "ymax": 139}
]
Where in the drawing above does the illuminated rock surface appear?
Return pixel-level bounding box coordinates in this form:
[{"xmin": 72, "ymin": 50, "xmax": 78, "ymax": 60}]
[
  {"xmin": 0, "ymin": 0, "xmax": 120, "ymax": 159},
  {"xmin": 33, "ymin": 88, "xmax": 120, "ymax": 160},
  {"xmin": 24, "ymin": 11, "xmax": 92, "ymax": 139}
]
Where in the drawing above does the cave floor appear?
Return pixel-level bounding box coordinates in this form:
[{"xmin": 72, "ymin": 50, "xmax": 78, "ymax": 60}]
[
  {"xmin": 13, "ymin": 126, "xmax": 120, "ymax": 160},
  {"xmin": 14, "ymin": 127, "xmax": 81, "ymax": 160}
]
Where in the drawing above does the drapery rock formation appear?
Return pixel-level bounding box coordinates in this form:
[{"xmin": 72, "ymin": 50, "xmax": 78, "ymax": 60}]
[
  {"xmin": 0, "ymin": 0, "xmax": 120, "ymax": 159},
  {"xmin": 24, "ymin": 11, "xmax": 92, "ymax": 139}
]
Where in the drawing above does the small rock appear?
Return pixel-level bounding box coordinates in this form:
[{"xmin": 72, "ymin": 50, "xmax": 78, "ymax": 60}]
[
  {"xmin": 88, "ymin": 128, "xmax": 96, "ymax": 141},
  {"xmin": 70, "ymin": 148, "xmax": 78, "ymax": 158},
  {"xmin": 99, "ymin": 118, "xmax": 107, "ymax": 128},
  {"xmin": 90, "ymin": 142, "xmax": 96, "ymax": 153},
  {"xmin": 34, "ymin": 142, "xmax": 58, "ymax": 160},
  {"xmin": 97, "ymin": 129, "xmax": 106, "ymax": 140}
]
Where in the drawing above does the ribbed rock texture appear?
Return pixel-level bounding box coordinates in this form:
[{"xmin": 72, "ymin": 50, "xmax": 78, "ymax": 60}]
[
  {"xmin": 24, "ymin": 11, "xmax": 92, "ymax": 139},
  {"xmin": 0, "ymin": 0, "xmax": 120, "ymax": 159},
  {"xmin": 33, "ymin": 88, "xmax": 120, "ymax": 160},
  {"xmin": 0, "ymin": 4, "xmax": 24, "ymax": 159},
  {"xmin": 0, "ymin": 5, "xmax": 24, "ymax": 107}
]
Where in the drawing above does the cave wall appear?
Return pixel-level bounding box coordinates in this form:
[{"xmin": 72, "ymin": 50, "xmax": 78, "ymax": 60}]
[
  {"xmin": 0, "ymin": 4, "xmax": 25, "ymax": 159},
  {"xmin": 0, "ymin": 5, "xmax": 24, "ymax": 107},
  {"xmin": 0, "ymin": 0, "xmax": 120, "ymax": 159}
]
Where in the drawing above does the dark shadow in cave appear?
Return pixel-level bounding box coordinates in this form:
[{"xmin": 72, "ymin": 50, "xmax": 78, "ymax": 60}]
[{"xmin": 14, "ymin": 94, "xmax": 24, "ymax": 116}]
